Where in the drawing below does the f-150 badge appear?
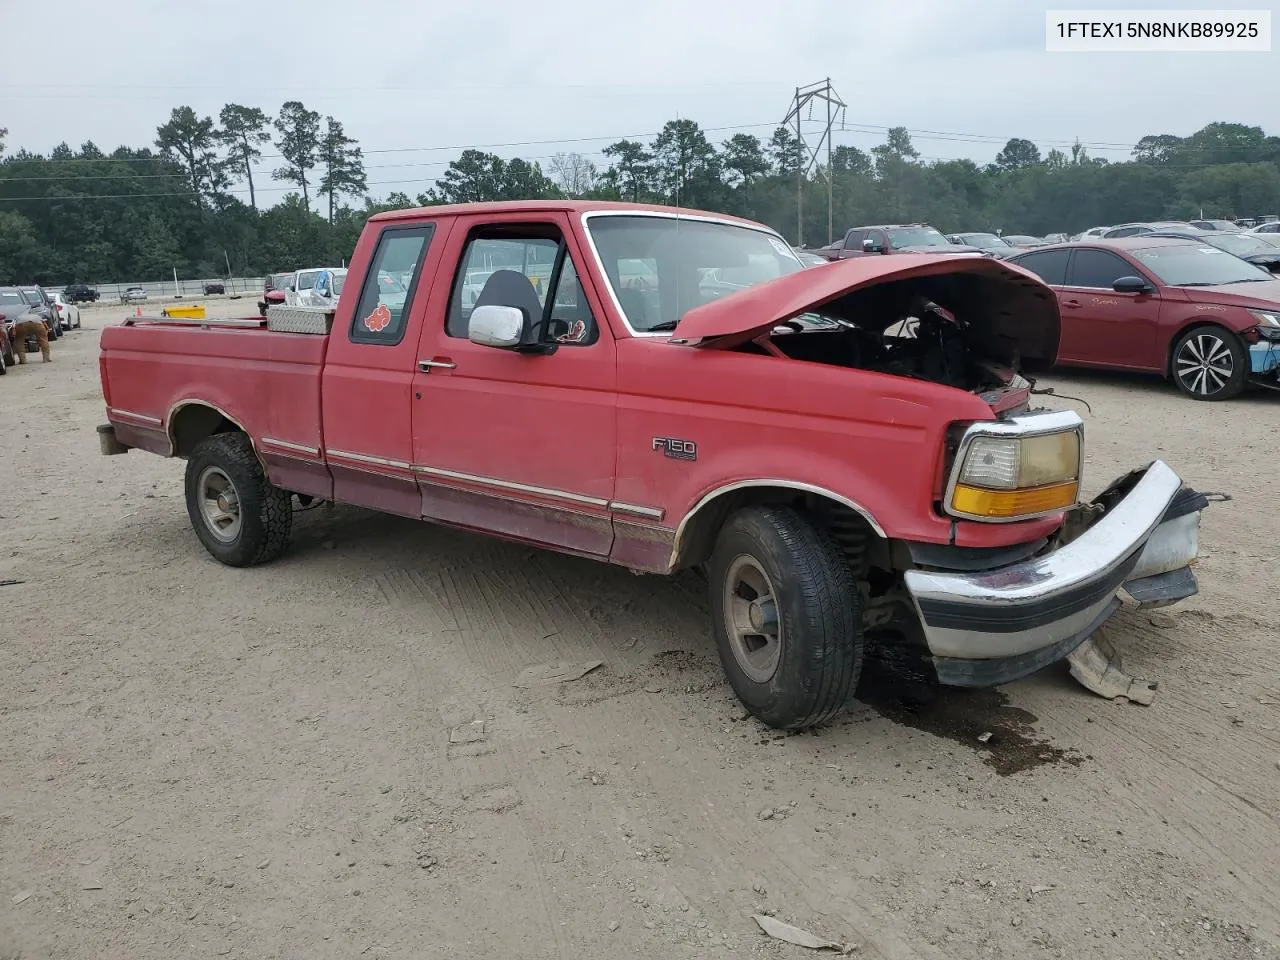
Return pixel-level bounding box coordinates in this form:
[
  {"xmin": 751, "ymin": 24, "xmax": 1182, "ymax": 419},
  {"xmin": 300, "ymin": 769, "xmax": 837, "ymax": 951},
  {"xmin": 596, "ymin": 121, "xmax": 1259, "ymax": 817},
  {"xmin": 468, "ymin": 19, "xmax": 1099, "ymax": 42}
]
[{"xmin": 653, "ymin": 437, "xmax": 697, "ymax": 461}]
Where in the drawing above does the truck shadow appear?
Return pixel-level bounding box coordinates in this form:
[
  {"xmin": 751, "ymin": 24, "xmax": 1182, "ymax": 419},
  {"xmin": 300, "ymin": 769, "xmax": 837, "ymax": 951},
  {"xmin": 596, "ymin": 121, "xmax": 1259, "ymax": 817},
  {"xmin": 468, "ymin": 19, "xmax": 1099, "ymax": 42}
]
[{"xmin": 288, "ymin": 503, "xmax": 1083, "ymax": 774}]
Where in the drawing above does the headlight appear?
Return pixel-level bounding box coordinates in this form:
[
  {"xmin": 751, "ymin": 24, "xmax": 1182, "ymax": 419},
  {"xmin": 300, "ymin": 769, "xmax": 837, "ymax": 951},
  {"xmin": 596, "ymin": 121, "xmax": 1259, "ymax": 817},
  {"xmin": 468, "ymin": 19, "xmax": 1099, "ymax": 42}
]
[
  {"xmin": 1249, "ymin": 310, "xmax": 1280, "ymax": 339},
  {"xmin": 946, "ymin": 413, "xmax": 1083, "ymax": 521}
]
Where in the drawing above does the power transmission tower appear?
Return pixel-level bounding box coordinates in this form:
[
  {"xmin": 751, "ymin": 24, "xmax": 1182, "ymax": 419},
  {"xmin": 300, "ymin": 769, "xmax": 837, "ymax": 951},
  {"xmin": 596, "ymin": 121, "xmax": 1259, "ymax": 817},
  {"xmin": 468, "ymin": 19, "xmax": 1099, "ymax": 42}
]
[{"xmin": 782, "ymin": 78, "xmax": 847, "ymax": 247}]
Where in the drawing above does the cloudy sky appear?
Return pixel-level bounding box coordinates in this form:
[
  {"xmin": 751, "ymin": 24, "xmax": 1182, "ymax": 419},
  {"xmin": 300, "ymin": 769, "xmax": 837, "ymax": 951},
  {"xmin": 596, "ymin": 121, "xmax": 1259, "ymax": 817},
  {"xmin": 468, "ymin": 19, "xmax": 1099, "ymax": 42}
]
[{"xmin": 3, "ymin": 0, "xmax": 1276, "ymax": 205}]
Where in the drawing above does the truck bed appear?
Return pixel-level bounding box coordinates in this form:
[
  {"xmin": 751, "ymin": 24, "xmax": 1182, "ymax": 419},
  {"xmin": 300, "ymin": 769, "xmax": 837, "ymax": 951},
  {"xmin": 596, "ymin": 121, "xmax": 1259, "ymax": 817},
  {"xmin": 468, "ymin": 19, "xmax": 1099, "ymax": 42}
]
[{"xmin": 99, "ymin": 316, "xmax": 330, "ymax": 472}]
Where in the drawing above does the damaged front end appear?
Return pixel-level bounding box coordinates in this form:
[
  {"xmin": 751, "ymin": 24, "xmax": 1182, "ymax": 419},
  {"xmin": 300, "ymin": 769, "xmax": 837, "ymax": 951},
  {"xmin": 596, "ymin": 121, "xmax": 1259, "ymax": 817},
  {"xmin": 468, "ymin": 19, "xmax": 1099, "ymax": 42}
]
[{"xmin": 903, "ymin": 458, "xmax": 1224, "ymax": 700}]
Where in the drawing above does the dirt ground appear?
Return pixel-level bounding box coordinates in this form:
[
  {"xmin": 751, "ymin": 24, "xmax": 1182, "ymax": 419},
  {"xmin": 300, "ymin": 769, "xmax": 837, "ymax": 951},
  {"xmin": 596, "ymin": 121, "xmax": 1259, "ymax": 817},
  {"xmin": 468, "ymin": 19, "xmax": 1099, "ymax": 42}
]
[{"xmin": 2, "ymin": 296, "xmax": 1278, "ymax": 960}]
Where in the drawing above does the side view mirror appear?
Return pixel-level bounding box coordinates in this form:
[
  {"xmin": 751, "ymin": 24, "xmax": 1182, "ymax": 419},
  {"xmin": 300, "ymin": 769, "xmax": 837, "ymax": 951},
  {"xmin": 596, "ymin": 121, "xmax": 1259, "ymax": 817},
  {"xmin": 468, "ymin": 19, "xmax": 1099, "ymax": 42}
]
[
  {"xmin": 468, "ymin": 305, "xmax": 525, "ymax": 348},
  {"xmin": 862, "ymin": 238, "xmax": 885, "ymax": 253},
  {"xmin": 1112, "ymin": 276, "xmax": 1152, "ymax": 294}
]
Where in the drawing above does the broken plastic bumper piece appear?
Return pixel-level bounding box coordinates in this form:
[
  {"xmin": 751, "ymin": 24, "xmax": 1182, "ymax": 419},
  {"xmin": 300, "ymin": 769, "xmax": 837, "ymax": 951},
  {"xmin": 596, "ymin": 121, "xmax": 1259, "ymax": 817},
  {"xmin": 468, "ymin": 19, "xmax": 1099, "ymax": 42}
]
[{"xmin": 903, "ymin": 460, "xmax": 1212, "ymax": 687}]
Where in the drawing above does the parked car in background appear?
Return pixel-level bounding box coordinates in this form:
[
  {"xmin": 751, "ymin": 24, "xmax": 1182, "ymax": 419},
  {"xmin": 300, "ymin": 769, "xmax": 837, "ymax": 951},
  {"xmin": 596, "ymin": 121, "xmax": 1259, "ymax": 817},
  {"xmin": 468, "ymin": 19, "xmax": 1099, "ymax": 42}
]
[
  {"xmin": 1141, "ymin": 230, "xmax": 1280, "ymax": 274},
  {"xmin": 258, "ymin": 272, "xmax": 293, "ymax": 316},
  {"xmin": 946, "ymin": 232, "xmax": 1014, "ymax": 256},
  {"xmin": 298, "ymin": 268, "xmax": 347, "ymax": 308},
  {"xmin": 1072, "ymin": 226, "xmax": 1111, "ymax": 241},
  {"xmin": 792, "ymin": 248, "xmax": 829, "ymax": 267},
  {"xmin": 1002, "ymin": 234, "xmax": 1048, "ymax": 248},
  {"xmin": 19, "ymin": 287, "xmax": 61, "ymax": 338},
  {"xmin": 1246, "ymin": 221, "xmax": 1280, "ymax": 235},
  {"xmin": 284, "ymin": 267, "xmax": 338, "ymax": 306},
  {"xmin": 1101, "ymin": 221, "xmax": 1197, "ymax": 239},
  {"xmin": 818, "ymin": 224, "xmax": 986, "ymax": 260},
  {"xmin": 121, "ymin": 287, "xmax": 147, "ymax": 304},
  {"xmin": 1007, "ymin": 238, "xmax": 1280, "ymax": 400},
  {"xmin": 1043, "ymin": 233, "xmax": 1069, "ymax": 243},
  {"xmin": 64, "ymin": 283, "xmax": 100, "ymax": 303},
  {"xmin": 47, "ymin": 290, "xmax": 82, "ymax": 329},
  {"xmin": 203, "ymin": 281, "xmax": 226, "ymax": 295},
  {"xmin": 1190, "ymin": 219, "xmax": 1241, "ymax": 232}
]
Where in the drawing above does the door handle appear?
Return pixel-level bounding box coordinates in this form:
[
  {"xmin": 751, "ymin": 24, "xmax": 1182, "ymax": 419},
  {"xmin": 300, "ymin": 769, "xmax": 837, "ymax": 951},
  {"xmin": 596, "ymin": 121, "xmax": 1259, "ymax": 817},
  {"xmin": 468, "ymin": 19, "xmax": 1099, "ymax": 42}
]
[
  {"xmin": 418, "ymin": 359, "xmax": 457, "ymax": 372},
  {"xmin": 1063, "ymin": 299, "xmax": 1082, "ymax": 308}
]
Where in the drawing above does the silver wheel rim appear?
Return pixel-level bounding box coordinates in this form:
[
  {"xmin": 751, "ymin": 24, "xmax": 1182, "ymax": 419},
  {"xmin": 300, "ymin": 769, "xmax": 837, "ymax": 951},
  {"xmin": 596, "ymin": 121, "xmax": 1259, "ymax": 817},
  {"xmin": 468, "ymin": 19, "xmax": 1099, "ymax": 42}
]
[
  {"xmin": 1175, "ymin": 333, "xmax": 1234, "ymax": 396},
  {"xmin": 197, "ymin": 466, "xmax": 242, "ymax": 543},
  {"xmin": 722, "ymin": 555, "xmax": 783, "ymax": 683}
]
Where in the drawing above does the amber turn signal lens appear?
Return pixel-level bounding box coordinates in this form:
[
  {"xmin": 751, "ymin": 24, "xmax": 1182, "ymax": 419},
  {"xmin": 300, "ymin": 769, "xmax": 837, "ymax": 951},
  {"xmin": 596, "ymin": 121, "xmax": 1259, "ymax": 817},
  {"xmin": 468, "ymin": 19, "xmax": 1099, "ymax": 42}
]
[{"xmin": 951, "ymin": 480, "xmax": 1079, "ymax": 519}]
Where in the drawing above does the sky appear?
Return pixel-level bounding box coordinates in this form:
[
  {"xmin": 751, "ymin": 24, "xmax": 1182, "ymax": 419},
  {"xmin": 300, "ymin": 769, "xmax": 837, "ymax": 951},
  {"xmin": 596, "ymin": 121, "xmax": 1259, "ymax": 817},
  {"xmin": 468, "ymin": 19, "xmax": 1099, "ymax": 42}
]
[{"xmin": 2, "ymin": 0, "xmax": 1277, "ymax": 207}]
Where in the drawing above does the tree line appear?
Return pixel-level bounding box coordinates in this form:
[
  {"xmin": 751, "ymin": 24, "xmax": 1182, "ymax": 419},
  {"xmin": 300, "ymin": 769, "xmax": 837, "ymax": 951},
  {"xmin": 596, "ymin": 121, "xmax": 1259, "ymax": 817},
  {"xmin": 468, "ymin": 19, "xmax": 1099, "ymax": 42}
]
[{"xmin": 2, "ymin": 109, "xmax": 1280, "ymax": 284}]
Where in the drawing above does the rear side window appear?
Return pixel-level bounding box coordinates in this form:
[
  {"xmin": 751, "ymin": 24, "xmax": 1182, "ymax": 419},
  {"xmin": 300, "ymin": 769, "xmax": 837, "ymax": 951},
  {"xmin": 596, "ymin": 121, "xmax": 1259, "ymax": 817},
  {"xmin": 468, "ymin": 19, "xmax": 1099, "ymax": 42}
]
[
  {"xmin": 349, "ymin": 224, "xmax": 435, "ymax": 345},
  {"xmin": 1011, "ymin": 249, "xmax": 1070, "ymax": 285},
  {"xmin": 1067, "ymin": 249, "xmax": 1135, "ymax": 289}
]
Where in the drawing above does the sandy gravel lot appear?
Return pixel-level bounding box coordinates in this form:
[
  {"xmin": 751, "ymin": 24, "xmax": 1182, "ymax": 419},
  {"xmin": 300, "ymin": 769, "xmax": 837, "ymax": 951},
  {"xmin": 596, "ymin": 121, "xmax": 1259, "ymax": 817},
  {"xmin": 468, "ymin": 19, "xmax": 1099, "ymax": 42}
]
[{"xmin": 2, "ymin": 297, "xmax": 1278, "ymax": 960}]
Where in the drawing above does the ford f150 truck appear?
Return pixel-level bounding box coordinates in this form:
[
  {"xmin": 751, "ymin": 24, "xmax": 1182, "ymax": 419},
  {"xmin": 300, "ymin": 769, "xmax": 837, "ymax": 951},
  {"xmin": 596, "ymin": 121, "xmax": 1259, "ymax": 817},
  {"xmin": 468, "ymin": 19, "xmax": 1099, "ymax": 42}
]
[{"xmin": 97, "ymin": 200, "xmax": 1214, "ymax": 730}]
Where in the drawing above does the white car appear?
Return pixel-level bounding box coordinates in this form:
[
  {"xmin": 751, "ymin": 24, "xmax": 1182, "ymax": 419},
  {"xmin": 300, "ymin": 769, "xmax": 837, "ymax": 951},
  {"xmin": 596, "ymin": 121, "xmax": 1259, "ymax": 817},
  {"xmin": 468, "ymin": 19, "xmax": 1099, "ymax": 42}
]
[
  {"xmin": 1246, "ymin": 221, "xmax": 1280, "ymax": 235},
  {"xmin": 286, "ymin": 266, "xmax": 344, "ymax": 306},
  {"xmin": 47, "ymin": 291, "xmax": 82, "ymax": 330},
  {"xmin": 1071, "ymin": 226, "xmax": 1111, "ymax": 240},
  {"xmin": 296, "ymin": 268, "xmax": 347, "ymax": 308}
]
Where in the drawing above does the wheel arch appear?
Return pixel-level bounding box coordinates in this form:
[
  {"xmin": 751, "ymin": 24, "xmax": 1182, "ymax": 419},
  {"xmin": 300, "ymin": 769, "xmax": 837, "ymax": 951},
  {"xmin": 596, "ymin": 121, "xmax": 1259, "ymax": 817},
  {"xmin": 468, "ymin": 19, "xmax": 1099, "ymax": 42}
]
[
  {"xmin": 1165, "ymin": 318, "xmax": 1247, "ymax": 379},
  {"xmin": 167, "ymin": 400, "xmax": 256, "ymax": 459},
  {"xmin": 669, "ymin": 479, "xmax": 887, "ymax": 572}
]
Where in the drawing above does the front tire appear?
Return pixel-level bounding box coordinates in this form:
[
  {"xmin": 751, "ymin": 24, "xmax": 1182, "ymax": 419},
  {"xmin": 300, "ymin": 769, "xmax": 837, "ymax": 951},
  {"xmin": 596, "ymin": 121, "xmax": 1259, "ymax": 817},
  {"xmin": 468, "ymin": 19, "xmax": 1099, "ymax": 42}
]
[
  {"xmin": 184, "ymin": 433, "xmax": 292, "ymax": 566},
  {"xmin": 1172, "ymin": 324, "xmax": 1248, "ymax": 401},
  {"xmin": 708, "ymin": 506, "xmax": 863, "ymax": 730}
]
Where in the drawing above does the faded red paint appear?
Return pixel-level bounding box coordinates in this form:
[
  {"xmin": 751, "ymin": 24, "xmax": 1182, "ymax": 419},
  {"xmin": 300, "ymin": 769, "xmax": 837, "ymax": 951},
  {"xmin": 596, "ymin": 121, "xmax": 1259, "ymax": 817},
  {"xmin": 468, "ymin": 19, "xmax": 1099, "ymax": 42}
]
[{"xmin": 99, "ymin": 199, "xmax": 1075, "ymax": 572}]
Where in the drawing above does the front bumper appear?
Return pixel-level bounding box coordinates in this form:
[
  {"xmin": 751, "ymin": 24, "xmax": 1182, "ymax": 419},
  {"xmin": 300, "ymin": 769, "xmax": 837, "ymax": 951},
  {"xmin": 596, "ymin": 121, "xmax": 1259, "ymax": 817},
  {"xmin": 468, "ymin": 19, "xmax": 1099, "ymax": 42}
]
[{"xmin": 904, "ymin": 460, "xmax": 1208, "ymax": 687}]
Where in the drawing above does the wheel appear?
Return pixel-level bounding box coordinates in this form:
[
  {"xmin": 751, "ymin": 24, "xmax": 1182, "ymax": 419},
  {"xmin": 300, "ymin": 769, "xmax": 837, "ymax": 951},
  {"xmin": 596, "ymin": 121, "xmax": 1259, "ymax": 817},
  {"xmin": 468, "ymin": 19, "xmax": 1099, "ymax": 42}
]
[
  {"xmin": 708, "ymin": 506, "xmax": 863, "ymax": 730},
  {"xmin": 184, "ymin": 433, "xmax": 292, "ymax": 566},
  {"xmin": 1172, "ymin": 324, "xmax": 1248, "ymax": 401},
  {"xmin": 0, "ymin": 350, "xmax": 6, "ymax": 375}
]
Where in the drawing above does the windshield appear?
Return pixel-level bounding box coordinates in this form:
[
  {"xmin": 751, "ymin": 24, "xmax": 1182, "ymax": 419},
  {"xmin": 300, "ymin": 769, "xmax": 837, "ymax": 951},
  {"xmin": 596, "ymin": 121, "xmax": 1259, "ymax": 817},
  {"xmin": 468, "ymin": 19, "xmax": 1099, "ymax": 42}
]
[
  {"xmin": 587, "ymin": 215, "xmax": 804, "ymax": 332},
  {"xmin": 1133, "ymin": 245, "xmax": 1273, "ymax": 286},
  {"xmin": 0, "ymin": 291, "xmax": 25, "ymax": 308},
  {"xmin": 1202, "ymin": 234, "xmax": 1273, "ymax": 257},
  {"xmin": 886, "ymin": 226, "xmax": 951, "ymax": 249},
  {"xmin": 295, "ymin": 271, "xmax": 320, "ymax": 291}
]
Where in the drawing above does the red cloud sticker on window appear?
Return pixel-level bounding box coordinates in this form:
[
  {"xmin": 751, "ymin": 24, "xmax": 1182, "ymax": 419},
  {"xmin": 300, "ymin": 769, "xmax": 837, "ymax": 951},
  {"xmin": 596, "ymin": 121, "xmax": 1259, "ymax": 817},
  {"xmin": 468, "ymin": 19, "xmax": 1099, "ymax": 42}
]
[{"xmin": 363, "ymin": 303, "xmax": 392, "ymax": 333}]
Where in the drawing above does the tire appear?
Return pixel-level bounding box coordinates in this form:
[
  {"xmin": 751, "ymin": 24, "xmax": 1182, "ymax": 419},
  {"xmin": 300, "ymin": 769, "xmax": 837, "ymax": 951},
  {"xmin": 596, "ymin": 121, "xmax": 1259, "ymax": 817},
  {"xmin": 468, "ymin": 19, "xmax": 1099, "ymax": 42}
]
[
  {"xmin": 1172, "ymin": 324, "xmax": 1248, "ymax": 401},
  {"xmin": 184, "ymin": 432, "xmax": 292, "ymax": 567},
  {"xmin": 708, "ymin": 506, "xmax": 863, "ymax": 730},
  {"xmin": 0, "ymin": 350, "xmax": 6, "ymax": 375}
]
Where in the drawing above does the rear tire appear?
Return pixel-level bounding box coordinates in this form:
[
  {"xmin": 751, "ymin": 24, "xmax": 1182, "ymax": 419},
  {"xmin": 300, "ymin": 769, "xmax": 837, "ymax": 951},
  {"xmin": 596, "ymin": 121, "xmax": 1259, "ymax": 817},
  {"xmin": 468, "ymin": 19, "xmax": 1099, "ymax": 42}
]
[
  {"xmin": 708, "ymin": 506, "xmax": 863, "ymax": 730},
  {"xmin": 0, "ymin": 351, "xmax": 7, "ymax": 375},
  {"xmin": 1172, "ymin": 324, "xmax": 1247, "ymax": 401},
  {"xmin": 184, "ymin": 433, "xmax": 292, "ymax": 567}
]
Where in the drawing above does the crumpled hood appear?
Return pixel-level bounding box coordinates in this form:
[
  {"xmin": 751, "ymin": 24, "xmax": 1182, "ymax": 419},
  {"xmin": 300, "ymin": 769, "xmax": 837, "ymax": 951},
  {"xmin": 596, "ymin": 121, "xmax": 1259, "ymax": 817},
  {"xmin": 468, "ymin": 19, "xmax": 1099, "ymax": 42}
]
[{"xmin": 675, "ymin": 253, "xmax": 1061, "ymax": 366}]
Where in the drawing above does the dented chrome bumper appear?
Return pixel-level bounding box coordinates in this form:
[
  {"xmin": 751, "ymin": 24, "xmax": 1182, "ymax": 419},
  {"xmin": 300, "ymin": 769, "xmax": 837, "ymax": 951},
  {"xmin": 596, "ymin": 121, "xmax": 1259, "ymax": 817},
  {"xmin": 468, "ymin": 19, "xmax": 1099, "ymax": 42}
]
[{"xmin": 904, "ymin": 460, "xmax": 1211, "ymax": 687}]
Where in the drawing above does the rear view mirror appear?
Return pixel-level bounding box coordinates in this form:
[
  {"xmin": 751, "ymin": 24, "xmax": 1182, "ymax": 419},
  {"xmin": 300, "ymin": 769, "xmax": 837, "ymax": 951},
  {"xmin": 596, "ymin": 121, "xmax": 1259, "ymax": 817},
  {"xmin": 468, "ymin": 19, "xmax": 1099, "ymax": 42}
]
[
  {"xmin": 468, "ymin": 305, "xmax": 525, "ymax": 348},
  {"xmin": 1112, "ymin": 276, "xmax": 1151, "ymax": 294}
]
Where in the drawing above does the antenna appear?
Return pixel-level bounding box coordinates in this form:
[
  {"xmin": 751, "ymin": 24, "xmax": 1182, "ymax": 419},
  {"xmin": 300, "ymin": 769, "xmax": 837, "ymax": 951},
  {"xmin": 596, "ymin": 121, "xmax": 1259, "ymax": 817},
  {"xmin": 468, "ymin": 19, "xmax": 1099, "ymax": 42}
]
[{"xmin": 781, "ymin": 77, "xmax": 847, "ymax": 247}]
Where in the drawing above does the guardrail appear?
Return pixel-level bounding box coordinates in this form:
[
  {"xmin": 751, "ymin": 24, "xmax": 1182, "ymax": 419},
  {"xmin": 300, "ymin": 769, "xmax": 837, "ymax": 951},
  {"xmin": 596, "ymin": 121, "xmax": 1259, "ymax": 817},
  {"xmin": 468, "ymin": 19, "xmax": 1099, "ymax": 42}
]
[{"xmin": 69, "ymin": 278, "xmax": 267, "ymax": 302}]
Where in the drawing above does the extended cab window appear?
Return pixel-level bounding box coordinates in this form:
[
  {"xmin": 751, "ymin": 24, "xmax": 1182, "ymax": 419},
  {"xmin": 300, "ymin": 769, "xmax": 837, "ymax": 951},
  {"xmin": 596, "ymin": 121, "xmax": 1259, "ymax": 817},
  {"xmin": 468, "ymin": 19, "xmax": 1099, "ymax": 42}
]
[
  {"xmin": 349, "ymin": 224, "xmax": 434, "ymax": 345},
  {"xmin": 447, "ymin": 225, "xmax": 599, "ymax": 346}
]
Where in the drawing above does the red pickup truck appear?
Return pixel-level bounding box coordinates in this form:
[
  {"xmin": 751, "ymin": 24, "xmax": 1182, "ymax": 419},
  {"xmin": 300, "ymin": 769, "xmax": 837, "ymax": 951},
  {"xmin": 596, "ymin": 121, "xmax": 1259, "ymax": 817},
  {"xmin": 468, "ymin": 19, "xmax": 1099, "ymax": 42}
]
[{"xmin": 97, "ymin": 200, "xmax": 1214, "ymax": 730}]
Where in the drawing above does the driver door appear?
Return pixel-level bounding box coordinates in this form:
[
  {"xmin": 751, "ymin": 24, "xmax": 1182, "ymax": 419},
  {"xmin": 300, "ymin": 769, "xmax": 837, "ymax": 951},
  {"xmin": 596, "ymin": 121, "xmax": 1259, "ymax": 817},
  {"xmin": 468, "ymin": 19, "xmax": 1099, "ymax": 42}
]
[{"xmin": 410, "ymin": 213, "xmax": 618, "ymax": 556}]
